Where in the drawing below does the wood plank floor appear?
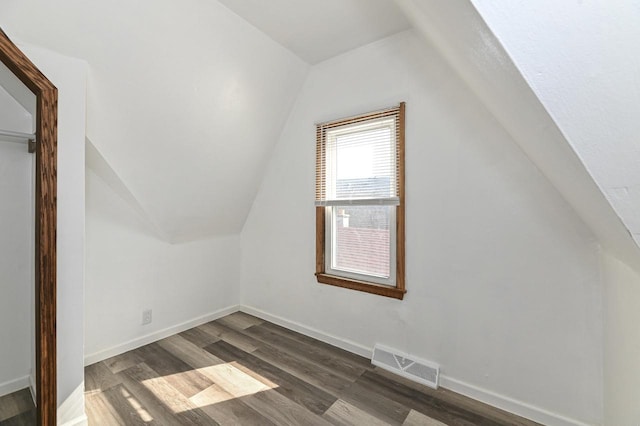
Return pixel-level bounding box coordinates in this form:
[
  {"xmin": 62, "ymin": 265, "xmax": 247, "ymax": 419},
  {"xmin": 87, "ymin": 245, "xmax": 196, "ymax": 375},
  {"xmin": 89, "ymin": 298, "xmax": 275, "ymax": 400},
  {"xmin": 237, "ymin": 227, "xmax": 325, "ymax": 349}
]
[
  {"xmin": 85, "ymin": 312, "xmax": 541, "ymax": 425},
  {"xmin": 0, "ymin": 388, "xmax": 36, "ymax": 425}
]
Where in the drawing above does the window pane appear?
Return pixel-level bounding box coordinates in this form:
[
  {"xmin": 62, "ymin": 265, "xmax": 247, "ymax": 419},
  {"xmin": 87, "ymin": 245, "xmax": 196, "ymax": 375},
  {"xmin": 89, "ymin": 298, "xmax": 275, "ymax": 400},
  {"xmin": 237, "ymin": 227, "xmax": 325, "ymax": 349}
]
[
  {"xmin": 331, "ymin": 205, "xmax": 391, "ymax": 278},
  {"xmin": 327, "ymin": 119, "xmax": 396, "ymax": 200}
]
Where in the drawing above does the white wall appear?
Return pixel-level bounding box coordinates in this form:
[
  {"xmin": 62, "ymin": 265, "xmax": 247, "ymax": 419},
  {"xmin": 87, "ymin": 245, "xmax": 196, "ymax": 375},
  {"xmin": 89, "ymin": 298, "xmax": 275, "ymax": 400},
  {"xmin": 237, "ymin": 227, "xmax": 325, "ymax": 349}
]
[
  {"xmin": 602, "ymin": 252, "xmax": 640, "ymax": 425},
  {"xmin": 16, "ymin": 42, "xmax": 88, "ymax": 424},
  {"xmin": 84, "ymin": 166, "xmax": 241, "ymax": 362},
  {"xmin": 0, "ymin": 139, "xmax": 32, "ymax": 396},
  {"xmin": 240, "ymin": 30, "xmax": 603, "ymax": 425},
  {"xmin": 0, "ymin": 85, "xmax": 31, "ymax": 133}
]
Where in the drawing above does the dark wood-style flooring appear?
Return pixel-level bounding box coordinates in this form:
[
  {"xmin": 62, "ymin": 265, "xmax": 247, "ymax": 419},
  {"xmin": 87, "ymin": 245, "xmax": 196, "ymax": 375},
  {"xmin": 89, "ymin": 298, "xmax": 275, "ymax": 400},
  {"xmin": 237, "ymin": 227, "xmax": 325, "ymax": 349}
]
[
  {"xmin": 0, "ymin": 388, "xmax": 36, "ymax": 425},
  {"xmin": 85, "ymin": 312, "xmax": 540, "ymax": 425}
]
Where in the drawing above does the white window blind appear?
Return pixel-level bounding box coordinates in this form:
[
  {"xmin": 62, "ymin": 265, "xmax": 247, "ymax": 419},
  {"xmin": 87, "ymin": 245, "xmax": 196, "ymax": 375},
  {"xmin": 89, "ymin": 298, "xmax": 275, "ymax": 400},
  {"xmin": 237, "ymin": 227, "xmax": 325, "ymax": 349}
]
[{"xmin": 316, "ymin": 106, "xmax": 401, "ymax": 207}]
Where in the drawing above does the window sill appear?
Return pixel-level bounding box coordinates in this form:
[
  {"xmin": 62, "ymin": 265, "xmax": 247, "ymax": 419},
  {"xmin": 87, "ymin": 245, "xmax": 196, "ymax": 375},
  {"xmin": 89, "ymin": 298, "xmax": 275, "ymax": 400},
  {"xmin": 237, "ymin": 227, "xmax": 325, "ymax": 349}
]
[{"xmin": 315, "ymin": 273, "xmax": 406, "ymax": 300}]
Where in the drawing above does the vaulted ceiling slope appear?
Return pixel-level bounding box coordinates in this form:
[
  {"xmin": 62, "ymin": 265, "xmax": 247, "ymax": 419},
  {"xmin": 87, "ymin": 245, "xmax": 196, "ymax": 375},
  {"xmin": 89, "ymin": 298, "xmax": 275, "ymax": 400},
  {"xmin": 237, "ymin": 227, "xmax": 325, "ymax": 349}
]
[
  {"xmin": 470, "ymin": 0, "xmax": 640, "ymax": 251},
  {"xmin": 395, "ymin": 0, "xmax": 640, "ymax": 271},
  {"xmin": 0, "ymin": 0, "xmax": 309, "ymax": 242},
  {"xmin": 216, "ymin": 0, "xmax": 411, "ymax": 64}
]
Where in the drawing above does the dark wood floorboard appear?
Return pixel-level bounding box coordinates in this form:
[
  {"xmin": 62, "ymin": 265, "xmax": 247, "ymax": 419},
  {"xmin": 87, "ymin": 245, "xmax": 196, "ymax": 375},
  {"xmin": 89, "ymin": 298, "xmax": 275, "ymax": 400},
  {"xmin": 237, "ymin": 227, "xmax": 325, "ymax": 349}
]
[
  {"xmin": 179, "ymin": 327, "xmax": 221, "ymax": 348},
  {"xmin": 132, "ymin": 343, "xmax": 214, "ymax": 399},
  {"xmin": 0, "ymin": 388, "xmax": 35, "ymax": 426},
  {"xmin": 253, "ymin": 321, "xmax": 373, "ymax": 371},
  {"xmin": 210, "ymin": 340, "xmax": 337, "ymax": 415},
  {"xmin": 0, "ymin": 410, "xmax": 37, "ymax": 426},
  {"xmin": 241, "ymin": 324, "xmax": 368, "ymax": 380},
  {"xmin": 85, "ymin": 311, "xmax": 542, "ymax": 426}
]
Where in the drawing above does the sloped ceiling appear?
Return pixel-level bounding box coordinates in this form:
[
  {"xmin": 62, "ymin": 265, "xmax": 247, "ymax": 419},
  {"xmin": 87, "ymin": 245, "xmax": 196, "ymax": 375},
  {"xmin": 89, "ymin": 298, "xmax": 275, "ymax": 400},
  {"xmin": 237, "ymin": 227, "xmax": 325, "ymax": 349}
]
[
  {"xmin": 217, "ymin": 0, "xmax": 411, "ymax": 64},
  {"xmin": 0, "ymin": 0, "xmax": 309, "ymax": 242},
  {"xmin": 394, "ymin": 0, "xmax": 640, "ymax": 270},
  {"xmin": 470, "ymin": 0, "xmax": 640, "ymax": 248}
]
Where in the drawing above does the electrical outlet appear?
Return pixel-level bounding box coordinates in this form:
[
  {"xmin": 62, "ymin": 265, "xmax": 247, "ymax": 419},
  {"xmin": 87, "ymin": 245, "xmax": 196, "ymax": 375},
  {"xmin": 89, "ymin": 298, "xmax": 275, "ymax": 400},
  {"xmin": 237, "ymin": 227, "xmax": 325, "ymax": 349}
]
[{"xmin": 142, "ymin": 309, "xmax": 152, "ymax": 325}]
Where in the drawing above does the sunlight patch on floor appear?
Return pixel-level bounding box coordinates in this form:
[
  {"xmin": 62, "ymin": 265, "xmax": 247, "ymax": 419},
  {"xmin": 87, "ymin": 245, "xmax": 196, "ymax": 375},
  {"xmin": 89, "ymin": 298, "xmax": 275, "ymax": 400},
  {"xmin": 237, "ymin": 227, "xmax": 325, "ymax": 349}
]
[{"xmin": 141, "ymin": 361, "xmax": 279, "ymax": 412}]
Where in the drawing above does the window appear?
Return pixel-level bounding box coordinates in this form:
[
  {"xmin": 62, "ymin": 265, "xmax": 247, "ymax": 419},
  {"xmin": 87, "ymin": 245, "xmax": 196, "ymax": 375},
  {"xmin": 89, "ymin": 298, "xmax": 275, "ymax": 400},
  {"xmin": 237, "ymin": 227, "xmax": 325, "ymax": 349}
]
[{"xmin": 315, "ymin": 103, "xmax": 405, "ymax": 299}]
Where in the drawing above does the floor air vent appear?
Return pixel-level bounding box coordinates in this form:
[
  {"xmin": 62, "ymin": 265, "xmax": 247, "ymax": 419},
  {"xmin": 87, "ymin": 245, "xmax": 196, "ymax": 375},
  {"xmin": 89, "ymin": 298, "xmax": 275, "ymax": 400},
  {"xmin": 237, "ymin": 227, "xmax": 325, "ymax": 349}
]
[{"xmin": 372, "ymin": 344, "xmax": 440, "ymax": 389}]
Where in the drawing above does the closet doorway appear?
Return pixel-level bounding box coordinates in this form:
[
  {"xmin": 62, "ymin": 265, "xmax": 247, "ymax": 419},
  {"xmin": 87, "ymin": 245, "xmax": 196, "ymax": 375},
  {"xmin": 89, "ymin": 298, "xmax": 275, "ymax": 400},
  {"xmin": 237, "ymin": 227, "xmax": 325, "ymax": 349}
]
[{"xmin": 0, "ymin": 28, "xmax": 57, "ymax": 426}]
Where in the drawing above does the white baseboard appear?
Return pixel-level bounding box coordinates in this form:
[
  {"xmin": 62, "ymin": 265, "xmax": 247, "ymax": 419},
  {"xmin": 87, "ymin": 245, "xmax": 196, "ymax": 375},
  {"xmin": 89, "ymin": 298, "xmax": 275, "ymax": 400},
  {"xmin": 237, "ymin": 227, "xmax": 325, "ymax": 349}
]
[
  {"xmin": 84, "ymin": 305, "xmax": 240, "ymax": 365},
  {"xmin": 239, "ymin": 305, "xmax": 371, "ymax": 358},
  {"xmin": 59, "ymin": 415, "xmax": 88, "ymax": 426},
  {"xmin": 0, "ymin": 375, "xmax": 30, "ymax": 398},
  {"xmin": 239, "ymin": 305, "xmax": 591, "ymax": 426},
  {"xmin": 28, "ymin": 374, "xmax": 36, "ymax": 404},
  {"xmin": 438, "ymin": 376, "xmax": 593, "ymax": 426},
  {"xmin": 58, "ymin": 382, "xmax": 87, "ymax": 426}
]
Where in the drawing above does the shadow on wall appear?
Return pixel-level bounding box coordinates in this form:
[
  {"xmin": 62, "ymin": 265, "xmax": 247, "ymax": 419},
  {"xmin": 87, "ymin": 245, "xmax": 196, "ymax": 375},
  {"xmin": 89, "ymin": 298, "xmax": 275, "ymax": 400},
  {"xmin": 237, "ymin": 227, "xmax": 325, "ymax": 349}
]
[{"xmin": 85, "ymin": 138, "xmax": 168, "ymax": 242}]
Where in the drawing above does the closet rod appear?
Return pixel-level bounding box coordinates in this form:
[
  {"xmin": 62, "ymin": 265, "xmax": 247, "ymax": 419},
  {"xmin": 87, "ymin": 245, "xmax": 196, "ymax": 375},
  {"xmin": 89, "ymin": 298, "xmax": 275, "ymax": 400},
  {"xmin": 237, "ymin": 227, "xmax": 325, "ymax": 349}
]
[{"xmin": 0, "ymin": 129, "xmax": 35, "ymax": 141}]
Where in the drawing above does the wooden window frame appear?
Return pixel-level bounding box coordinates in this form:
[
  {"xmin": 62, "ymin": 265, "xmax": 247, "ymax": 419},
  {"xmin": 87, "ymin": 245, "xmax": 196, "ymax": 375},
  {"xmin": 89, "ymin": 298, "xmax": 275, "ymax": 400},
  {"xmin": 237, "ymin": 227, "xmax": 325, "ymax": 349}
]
[
  {"xmin": 0, "ymin": 28, "xmax": 58, "ymax": 425},
  {"xmin": 315, "ymin": 103, "xmax": 405, "ymax": 300}
]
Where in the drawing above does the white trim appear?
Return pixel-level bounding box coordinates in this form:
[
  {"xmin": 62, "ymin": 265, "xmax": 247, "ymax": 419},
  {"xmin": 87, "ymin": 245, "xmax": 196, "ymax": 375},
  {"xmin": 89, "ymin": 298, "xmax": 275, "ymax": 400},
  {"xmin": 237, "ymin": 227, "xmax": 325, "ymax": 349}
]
[
  {"xmin": 28, "ymin": 373, "xmax": 36, "ymax": 404},
  {"xmin": 59, "ymin": 415, "xmax": 88, "ymax": 426},
  {"xmin": 238, "ymin": 305, "xmax": 592, "ymax": 426},
  {"xmin": 438, "ymin": 376, "xmax": 594, "ymax": 426},
  {"xmin": 239, "ymin": 305, "xmax": 371, "ymax": 358},
  {"xmin": 57, "ymin": 382, "xmax": 87, "ymax": 426},
  {"xmin": 0, "ymin": 375, "xmax": 30, "ymax": 398},
  {"xmin": 84, "ymin": 305, "xmax": 240, "ymax": 365}
]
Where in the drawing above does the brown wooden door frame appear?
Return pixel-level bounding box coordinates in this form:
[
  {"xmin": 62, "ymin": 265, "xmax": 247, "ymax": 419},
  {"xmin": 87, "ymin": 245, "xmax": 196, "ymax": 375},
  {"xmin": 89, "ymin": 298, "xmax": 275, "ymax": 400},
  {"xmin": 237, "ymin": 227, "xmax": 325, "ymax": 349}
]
[{"xmin": 0, "ymin": 28, "xmax": 57, "ymax": 426}]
